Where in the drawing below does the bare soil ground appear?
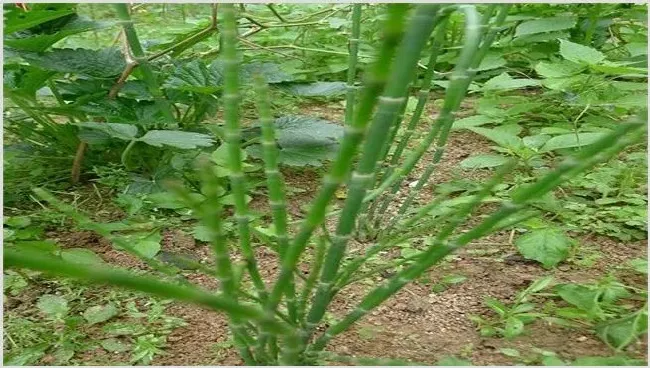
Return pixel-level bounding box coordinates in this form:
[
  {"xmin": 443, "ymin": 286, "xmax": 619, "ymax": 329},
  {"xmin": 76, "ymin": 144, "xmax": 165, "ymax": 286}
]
[{"xmin": 5, "ymin": 100, "xmax": 648, "ymax": 365}]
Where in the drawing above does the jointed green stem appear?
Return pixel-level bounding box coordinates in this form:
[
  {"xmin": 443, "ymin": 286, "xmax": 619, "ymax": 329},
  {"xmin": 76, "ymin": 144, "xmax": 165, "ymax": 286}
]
[
  {"xmin": 220, "ymin": 5, "xmax": 268, "ymax": 302},
  {"xmin": 263, "ymin": 4, "xmax": 410, "ymax": 324}
]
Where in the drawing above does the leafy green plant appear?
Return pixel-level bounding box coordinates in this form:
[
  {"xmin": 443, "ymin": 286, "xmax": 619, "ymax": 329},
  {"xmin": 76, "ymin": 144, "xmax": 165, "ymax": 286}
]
[
  {"xmin": 470, "ymin": 276, "xmax": 553, "ymax": 338},
  {"xmin": 4, "ymin": 4, "xmax": 647, "ymax": 366}
]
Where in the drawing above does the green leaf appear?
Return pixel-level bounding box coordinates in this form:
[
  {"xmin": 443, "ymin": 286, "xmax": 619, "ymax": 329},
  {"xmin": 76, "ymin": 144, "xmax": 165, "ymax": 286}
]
[
  {"xmin": 18, "ymin": 47, "xmax": 126, "ymax": 78},
  {"xmin": 103, "ymin": 322, "xmax": 147, "ymax": 336},
  {"xmin": 5, "ymin": 18, "xmax": 114, "ymax": 52},
  {"xmin": 139, "ymin": 130, "xmax": 214, "ymax": 149},
  {"xmin": 60, "ymin": 248, "xmax": 107, "ymax": 267},
  {"xmin": 540, "ymin": 132, "xmax": 609, "ymax": 152},
  {"xmin": 248, "ymin": 116, "xmax": 344, "ymax": 167},
  {"xmin": 525, "ymin": 275, "xmax": 554, "ymax": 294},
  {"xmin": 460, "ymin": 154, "xmax": 509, "ymax": 169},
  {"xmin": 3, "ymin": 4, "xmax": 76, "ymax": 34},
  {"xmin": 482, "ymin": 72, "xmax": 540, "ymax": 91},
  {"xmin": 135, "ymin": 240, "xmax": 161, "ymax": 259},
  {"xmin": 515, "ymin": 16, "xmax": 577, "ymax": 37},
  {"xmin": 163, "ymin": 60, "xmax": 222, "ymax": 94},
  {"xmin": 76, "ymin": 122, "xmax": 138, "ymax": 141},
  {"xmin": 555, "ymin": 284, "xmax": 599, "ymax": 313},
  {"xmin": 101, "ymin": 338, "xmax": 132, "ymax": 353},
  {"xmin": 83, "ymin": 304, "xmax": 119, "ymax": 325},
  {"xmin": 589, "ymin": 62, "xmax": 647, "ymax": 77},
  {"xmin": 2, "ymin": 344, "xmax": 48, "ymax": 366},
  {"xmin": 485, "ymin": 297, "xmax": 508, "ymax": 316},
  {"xmin": 286, "ymin": 81, "xmax": 347, "ymax": 97},
  {"xmin": 504, "ymin": 317, "xmax": 525, "ymax": 338},
  {"xmin": 523, "ymin": 134, "xmax": 551, "ymax": 150},
  {"xmin": 36, "ymin": 294, "xmax": 69, "ymax": 319},
  {"xmin": 559, "ymin": 39, "xmax": 605, "ymax": 65},
  {"xmin": 515, "ymin": 228, "xmax": 571, "ymax": 269},
  {"xmin": 4, "ymin": 216, "xmax": 32, "ymax": 228},
  {"xmin": 476, "ymin": 53, "xmax": 506, "ymax": 72},
  {"xmin": 3, "ymin": 64, "xmax": 55, "ymax": 98},
  {"xmin": 596, "ymin": 310, "xmax": 647, "ymax": 350},
  {"xmin": 627, "ymin": 258, "xmax": 648, "ymax": 274},
  {"xmin": 467, "ymin": 127, "xmax": 523, "ymax": 150},
  {"xmin": 452, "ymin": 115, "xmax": 495, "ymax": 130},
  {"xmin": 535, "ymin": 61, "xmax": 585, "ymax": 79}
]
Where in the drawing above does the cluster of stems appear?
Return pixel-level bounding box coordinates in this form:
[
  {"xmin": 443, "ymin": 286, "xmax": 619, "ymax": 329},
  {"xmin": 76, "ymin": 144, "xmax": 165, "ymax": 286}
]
[{"xmin": 5, "ymin": 4, "xmax": 647, "ymax": 366}]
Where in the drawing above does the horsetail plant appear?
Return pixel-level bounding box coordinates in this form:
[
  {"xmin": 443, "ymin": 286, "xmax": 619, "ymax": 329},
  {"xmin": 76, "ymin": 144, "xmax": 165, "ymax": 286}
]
[{"xmin": 5, "ymin": 4, "xmax": 647, "ymax": 366}]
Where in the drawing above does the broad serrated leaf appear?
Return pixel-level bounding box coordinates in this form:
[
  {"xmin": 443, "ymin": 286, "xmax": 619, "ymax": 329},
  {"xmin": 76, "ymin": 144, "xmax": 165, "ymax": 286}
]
[
  {"xmin": 60, "ymin": 248, "xmax": 107, "ymax": 267},
  {"xmin": 540, "ymin": 132, "xmax": 608, "ymax": 152},
  {"xmin": 3, "ymin": 64, "xmax": 55, "ymax": 98},
  {"xmin": 248, "ymin": 116, "xmax": 343, "ymax": 167},
  {"xmin": 460, "ymin": 154, "xmax": 509, "ymax": 169},
  {"xmin": 163, "ymin": 60, "xmax": 222, "ymax": 94},
  {"xmin": 515, "ymin": 16, "xmax": 576, "ymax": 37},
  {"xmin": 467, "ymin": 127, "xmax": 523, "ymax": 150},
  {"xmin": 286, "ymin": 81, "xmax": 347, "ymax": 97},
  {"xmin": 76, "ymin": 122, "xmax": 138, "ymax": 141},
  {"xmin": 37, "ymin": 294, "xmax": 69, "ymax": 319},
  {"xmin": 482, "ymin": 72, "xmax": 540, "ymax": 91},
  {"xmin": 559, "ymin": 39, "xmax": 605, "ymax": 65},
  {"xmin": 139, "ymin": 130, "xmax": 214, "ymax": 149},
  {"xmin": 515, "ymin": 228, "xmax": 571, "ymax": 268},
  {"xmin": 83, "ymin": 304, "xmax": 119, "ymax": 325},
  {"xmin": 2, "ymin": 344, "xmax": 48, "ymax": 366},
  {"xmin": 18, "ymin": 47, "xmax": 126, "ymax": 78}
]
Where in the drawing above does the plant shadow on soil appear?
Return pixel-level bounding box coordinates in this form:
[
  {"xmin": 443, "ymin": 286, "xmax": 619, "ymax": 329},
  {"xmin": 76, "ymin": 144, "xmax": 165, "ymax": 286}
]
[{"xmin": 4, "ymin": 101, "xmax": 648, "ymax": 366}]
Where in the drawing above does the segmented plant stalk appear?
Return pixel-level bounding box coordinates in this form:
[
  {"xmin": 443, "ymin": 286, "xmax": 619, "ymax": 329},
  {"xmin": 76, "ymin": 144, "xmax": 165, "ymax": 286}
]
[
  {"xmin": 175, "ymin": 168, "xmax": 256, "ymax": 363},
  {"xmin": 297, "ymin": 235, "xmax": 328, "ymax": 323},
  {"xmin": 262, "ymin": 4, "xmax": 409, "ymax": 319},
  {"xmin": 252, "ymin": 74, "xmax": 299, "ymax": 357},
  {"xmin": 369, "ymin": 5, "xmax": 484, "ymax": 227},
  {"xmin": 385, "ymin": 5, "xmax": 511, "ymax": 227},
  {"xmin": 307, "ymin": 116, "xmax": 646, "ymax": 353},
  {"xmin": 303, "ymin": 5, "xmax": 442, "ymax": 341},
  {"xmin": 363, "ymin": 16, "xmax": 449, "ymax": 225},
  {"xmin": 344, "ymin": 4, "xmax": 362, "ymax": 127},
  {"xmin": 220, "ymin": 5, "xmax": 268, "ymax": 301},
  {"xmin": 113, "ymin": 4, "xmax": 175, "ymax": 122}
]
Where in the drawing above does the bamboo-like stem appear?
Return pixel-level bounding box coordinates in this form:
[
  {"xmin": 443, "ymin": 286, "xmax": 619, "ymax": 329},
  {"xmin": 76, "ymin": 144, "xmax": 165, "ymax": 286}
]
[
  {"xmin": 297, "ymin": 235, "xmax": 328, "ymax": 324},
  {"xmin": 252, "ymin": 74, "xmax": 299, "ymax": 351},
  {"xmin": 261, "ymin": 3, "xmax": 410, "ymax": 335},
  {"xmin": 172, "ymin": 169, "xmax": 256, "ymax": 363},
  {"xmin": 344, "ymin": 4, "xmax": 362, "ymax": 127},
  {"xmin": 302, "ymin": 5, "xmax": 442, "ymax": 343},
  {"xmin": 363, "ymin": 17, "xmax": 449, "ymax": 225},
  {"xmin": 368, "ymin": 5, "xmax": 487, "ymax": 227},
  {"xmin": 383, "ymin": 5, "xmax": 511, "ymax": 227},
  {"xmin": 307, "ymin": 114, "xmax": 646, "ymax": 353},
  {"xmin": 220, "ymin": 4, "xmax": 268, "ymax": 302}
]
